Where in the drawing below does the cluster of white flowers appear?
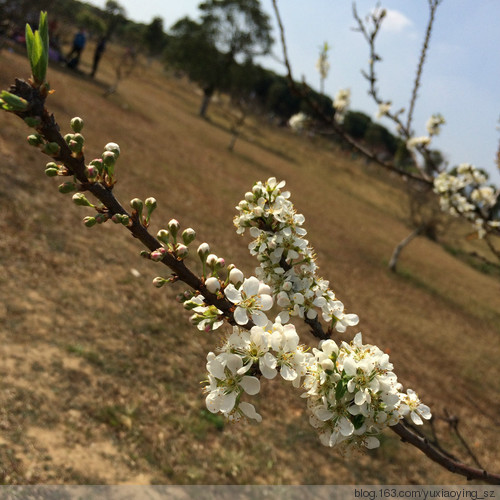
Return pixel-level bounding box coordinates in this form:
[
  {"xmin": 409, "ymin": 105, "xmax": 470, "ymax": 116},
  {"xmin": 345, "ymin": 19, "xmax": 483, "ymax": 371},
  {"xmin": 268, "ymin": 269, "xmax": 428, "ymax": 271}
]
[
  {"xmin": 288, "ymin": 112, "xmax": 309, "ymax": 133},
  {"xmin": 204, "ymin": 319, "xmax": 310, "ymax": 422},
  {"xmin": 303, "ymin": 333, "xmax": 431, "ymax": 451},
  {"xmin": 204, "ymin": 323, "xmax": 431, "ymax": 450},
  {"xmin": 406, "ymin": 136, "xmax": 431, "ymax": 150},
  {"xmin": 426, "ymin": 113, "xmax": 445, "ymax": 136},
  {"xmin": 234, "ymin": 177, "xmax": 359, "ymax": 333},
  {"xmin": 316, "ymin": 56, "xmax": 330, "ymax": 81},
  {"xmin": 433, "ymin": 163, "xmax": 499, "ymax": 238},
  {"xmin": 376, "ymin": 102, "xmax": 392, "ymax": 119},
  {"xmin": 333, "ymin": 89, "xmax": 351, "ymax": 124}
]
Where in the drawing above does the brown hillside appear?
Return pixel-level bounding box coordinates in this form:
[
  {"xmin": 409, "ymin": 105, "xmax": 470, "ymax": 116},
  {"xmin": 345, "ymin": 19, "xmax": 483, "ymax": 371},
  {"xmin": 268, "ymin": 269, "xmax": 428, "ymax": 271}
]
[{"xmin": 0, "ymin": 46, "xmax": 499, "ymax": 485}]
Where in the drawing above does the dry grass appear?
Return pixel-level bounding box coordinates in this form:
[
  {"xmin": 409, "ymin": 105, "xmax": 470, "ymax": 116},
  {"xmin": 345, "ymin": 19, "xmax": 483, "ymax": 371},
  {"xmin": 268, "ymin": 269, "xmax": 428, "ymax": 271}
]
[{"xmin": 0, "ymin": 46, "xmax": 499, "ymax": 485}]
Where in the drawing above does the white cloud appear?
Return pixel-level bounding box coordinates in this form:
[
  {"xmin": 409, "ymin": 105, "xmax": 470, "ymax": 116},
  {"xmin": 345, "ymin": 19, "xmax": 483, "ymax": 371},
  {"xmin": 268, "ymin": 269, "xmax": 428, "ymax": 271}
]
[{"xmin": 376, "ymin": 8, "xmax": 413, "ymax": 33}]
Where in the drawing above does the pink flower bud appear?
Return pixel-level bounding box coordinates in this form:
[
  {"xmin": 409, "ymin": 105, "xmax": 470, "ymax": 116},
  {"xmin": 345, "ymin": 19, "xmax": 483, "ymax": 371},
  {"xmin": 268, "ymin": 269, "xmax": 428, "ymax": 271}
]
[{"xmin": 150, "ymin": 247, "xmax": 167, "ymax": 262}]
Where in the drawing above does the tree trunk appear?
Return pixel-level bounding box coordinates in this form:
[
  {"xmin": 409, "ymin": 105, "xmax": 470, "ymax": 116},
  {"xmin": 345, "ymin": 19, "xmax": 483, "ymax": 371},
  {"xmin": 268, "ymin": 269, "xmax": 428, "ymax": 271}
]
[
  {"xmin": 389, "ymin": 226, "xmax": 423, "ymax": 272},
  {"xmin": 199, "ymin": 86, "xmax": 214, "ymax": 118}
]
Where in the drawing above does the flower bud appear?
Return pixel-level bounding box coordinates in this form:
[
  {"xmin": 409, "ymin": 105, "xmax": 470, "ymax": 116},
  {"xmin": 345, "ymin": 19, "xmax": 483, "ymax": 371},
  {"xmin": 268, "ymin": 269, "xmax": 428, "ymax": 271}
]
[
  {"xmin": 175, "ymin": 243, "xmax": 189, "ymax": 259},
  {"xmin": 70, "ymin": 117, "xmax": 84, "ymax": 133},
  {"xmin": 72, "ymin": 193, "xmax": 93, "ymax": 207},
  {"xmin": 45, "ymin": 166, "xmax": 59, "ymax": 177},
  {"xmin": 320, "ymin": 358, "xmax": 335, "ymax": 372},
  {"xmin": 64, "ymin": 133, "xmax": 74, "ymax": 144},
  {"xmin": 104, "ymin": 142, "xmax": 120, "ymax": 158},
  {"xmin": 150, "ymin": 247, "xmax": 167, "ymax": 262},
  {"xmin": 58, "ymin": 181, "xmax": 76, "ymax": 194},
  {"xmin": 205, "ymin": 277, "xmax": 221, "ymax": 294},
  {"xmin": 206, "ymin": 254, "xmax": 218, "ymax": 267},
  {"xmin": 153, "ymin": 277, "xmax": 167, "ymax": 288},
  {"xmin": 229, "ymin": 268, "xmax": 244, "ymax": 285},
  {"xmin": 197, "ymin": 242, "xmax": 210, "ymax": 261},
  {"xmin": 157, "ymin": 229, "xmax": 170, "ymax": 244},
  {"xmin": 27, "ymin": 134, "xmax": 43, "ymax": 146},
  {"xmin": 95, "ymin": 213, "xmax": 109, "ymax": 224},
  {"xmin": 140, "ymin": 250, "xmax": 150, "ymax": 259},
  {"xmin": 182, "ymin": 228, "xmax": 196, "ymax": 246},
  {"xmin": 102, "ymin": 151, "xmax": 116, "ymax": 167},
  {"xmin": 217, "ymin": 258, "xmax": 225, "ymax": 268},
  {"xmin": 130, "ymin": 198, "xmax": 143, "ymax": 212},
  {"xmin": 86, "ymin": 164, "xmax": 99, "ymax": 181},
  {"xmin": 42, "ymin": 142, "xmax": 60, "ymax": 156},
  {"xmin": 168, "ymin": 219, "xmax": 180, "ymax": 240},
  {"xmin": 244, "ymin": 192, "xmax": 254, "ymax": 202},
  {"xmin": 89, "ymin": 158, "xmax": 104, "ymax": 174},
  {"xmin": 24, "ymin": 116, "xmax": 41, "ymax": 128},
  {"xmin": 145, "ymin": 197, "xmax": 157, "ymax": 211},
  {"xmin": 83, "ymin": 216, "xmax": 97, "ymax": 227}
]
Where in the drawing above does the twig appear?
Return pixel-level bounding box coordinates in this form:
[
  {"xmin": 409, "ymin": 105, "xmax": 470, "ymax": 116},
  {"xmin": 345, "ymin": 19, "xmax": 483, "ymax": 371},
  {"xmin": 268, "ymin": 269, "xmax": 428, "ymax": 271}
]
[
  {"xmin": 271, "ymin": 0, "xmax": 432, "ymax": 186},
  {"xmin": 406, "ymin": 0, "xmax": 442, "ymax": 134},
  {"xmin": 442, "ymin": 409, "xmax": 484, "ymax": 470}
]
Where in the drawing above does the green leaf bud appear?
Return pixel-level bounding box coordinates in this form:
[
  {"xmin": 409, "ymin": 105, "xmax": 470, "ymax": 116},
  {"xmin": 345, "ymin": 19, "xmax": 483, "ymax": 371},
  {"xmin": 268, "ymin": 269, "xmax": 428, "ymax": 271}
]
[
  {"xmin": 58, "ymin": 181, "xmax": 76, "ymax": 194},
  {"xmin": 24, "ymin": 116, "xmax": 41, "ymax": 128},
  {"xmin": 42, "ymin": 142, "xmax": 60, "ymax": 156},
  {"xmin": 45, "ymin": 166, "xmax": 59, "ymax": 177},
  {"xmin": 83, "ymin": 216, "xmax": 97, "ymax": 227},
  {"xmin": 0, "ymin": 91, "xmax": 29, "ymax": 112},
  {"xmin": 70, "ymin": 117, "xmax": 84, "ymax": 133},
  {"xmin": 182, "ymin": 228, "xmax": 196, "ymax": 246},
  {"xmin": 120, "ymin": 214, "xmax": 130, "ymax": 226},
  {"xmin": 157, "ymin": 229, "xmax": 170, "ymax": 244},
  {"xmin": 72, "ymin": 193, "xmax": 93, "ymax": 207}
]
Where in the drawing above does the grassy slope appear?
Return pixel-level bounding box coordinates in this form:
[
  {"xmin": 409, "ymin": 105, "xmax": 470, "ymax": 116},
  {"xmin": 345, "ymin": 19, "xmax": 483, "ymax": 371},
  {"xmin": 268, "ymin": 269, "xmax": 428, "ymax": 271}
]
[{"xmin": 0, "ymin": 46, "xmax": 499, "ymax": 485}]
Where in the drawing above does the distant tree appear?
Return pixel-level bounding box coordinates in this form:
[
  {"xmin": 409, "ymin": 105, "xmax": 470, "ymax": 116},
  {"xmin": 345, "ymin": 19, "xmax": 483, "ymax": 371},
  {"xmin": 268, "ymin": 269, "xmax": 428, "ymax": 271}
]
[
  {"xmin": 343, "ymin": 111, "xmax": 372, "ymax": 140},
  {"xmin": 143, "ymin": 16, "xmax": 168, "ymax": 59},
  {"xmin": 198, "ymin": 0, "xmax": 273, "ymax": 60},
  {"xmin": 165, "ymin": 17, "xmax": 229, "ymax": 117},
  {"xmin": 265, "ymin": 79, "xmax": 300, "ymax": 121},
  {"xmin": 103, "ymin": 0, "xmax": 126, "ymax": 39}
]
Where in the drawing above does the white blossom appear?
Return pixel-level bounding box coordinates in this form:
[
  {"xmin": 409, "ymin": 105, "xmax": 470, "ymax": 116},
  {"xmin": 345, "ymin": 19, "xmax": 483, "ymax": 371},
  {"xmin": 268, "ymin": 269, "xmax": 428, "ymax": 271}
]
[{"xmin": 224, "ymin": 276, "xmax": 273, "ymax": 327}]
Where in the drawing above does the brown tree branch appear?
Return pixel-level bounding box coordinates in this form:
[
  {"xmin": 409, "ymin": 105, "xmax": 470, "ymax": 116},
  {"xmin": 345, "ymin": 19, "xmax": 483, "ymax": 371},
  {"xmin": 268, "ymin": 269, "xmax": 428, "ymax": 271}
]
[{"xmin": 8, "ymin": 77, "xmax": 249, "ymax": 328}]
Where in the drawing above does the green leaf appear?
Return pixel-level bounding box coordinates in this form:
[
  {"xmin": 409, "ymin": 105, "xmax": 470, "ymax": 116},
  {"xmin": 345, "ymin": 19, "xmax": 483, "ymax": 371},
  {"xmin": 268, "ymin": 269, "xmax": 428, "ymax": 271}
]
[
  {"xmin": 351, "ymin": 414, "xmax": 365, "ymax": 430},
  {"xmin": 25, "ymin": 12, "xmax": 49, "ymax": 86},
  {"xmin": 335, "ymin": 379, "xmax": 347, "ymax": 400}
]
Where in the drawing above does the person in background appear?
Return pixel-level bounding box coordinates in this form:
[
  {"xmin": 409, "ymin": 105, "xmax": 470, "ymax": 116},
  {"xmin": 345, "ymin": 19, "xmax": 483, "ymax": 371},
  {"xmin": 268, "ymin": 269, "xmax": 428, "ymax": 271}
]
[
  {"xmin": 91, "ymin": 36, "xmax": 107, "ymax": 78},
  {"xmin": 66, "ymin": 28, "xmax": 86, "ymax": 70}
]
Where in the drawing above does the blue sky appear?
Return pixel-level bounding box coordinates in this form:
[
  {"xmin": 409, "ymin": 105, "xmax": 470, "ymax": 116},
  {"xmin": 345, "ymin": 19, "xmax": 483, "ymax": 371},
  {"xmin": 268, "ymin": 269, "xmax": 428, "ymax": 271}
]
[{"xmin": 84, "ymin": 0, "xmax": 500, "ymax": 182}]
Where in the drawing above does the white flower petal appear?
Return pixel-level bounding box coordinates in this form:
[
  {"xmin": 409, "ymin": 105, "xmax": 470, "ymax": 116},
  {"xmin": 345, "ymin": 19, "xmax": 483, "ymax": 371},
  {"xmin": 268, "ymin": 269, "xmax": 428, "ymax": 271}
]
[
  {"xmin": 234, "ymin": 306, "xmax": 249, "ymax": 325},
  {"xmin": 240, "ymin": 376, "xmax": 260, "ymax": 395},
  {"xmin": 239, "ymin": 402, "xmax": 262, "ymax": 422}
]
